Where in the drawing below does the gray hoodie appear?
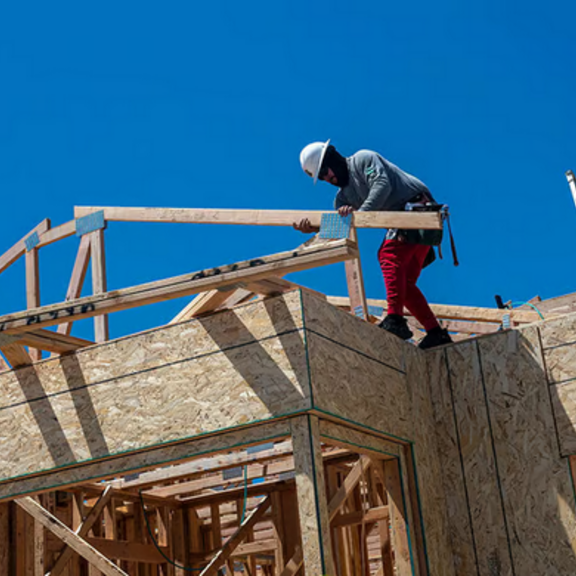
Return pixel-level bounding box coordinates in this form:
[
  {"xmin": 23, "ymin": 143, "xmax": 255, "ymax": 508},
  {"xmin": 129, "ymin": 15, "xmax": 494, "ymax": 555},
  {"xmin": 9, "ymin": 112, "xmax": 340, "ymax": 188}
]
[{"xmin": 334, "ymin": 150, "xmax": 431, "ymax": 212}]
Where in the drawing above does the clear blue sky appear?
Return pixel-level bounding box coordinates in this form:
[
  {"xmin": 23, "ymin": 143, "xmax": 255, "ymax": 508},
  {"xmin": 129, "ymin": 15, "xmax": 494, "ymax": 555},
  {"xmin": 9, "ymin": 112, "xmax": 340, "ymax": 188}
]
[{"xmin": 1, "ymin": 0, "xmax": 576, "ymax": 340}]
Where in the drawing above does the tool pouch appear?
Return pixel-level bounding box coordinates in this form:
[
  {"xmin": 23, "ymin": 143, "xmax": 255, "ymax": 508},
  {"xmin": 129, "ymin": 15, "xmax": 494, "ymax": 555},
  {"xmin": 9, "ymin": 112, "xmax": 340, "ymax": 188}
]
[{"xmin": 401, "ymin": 203, "xmax": 459, "ymax": 266}]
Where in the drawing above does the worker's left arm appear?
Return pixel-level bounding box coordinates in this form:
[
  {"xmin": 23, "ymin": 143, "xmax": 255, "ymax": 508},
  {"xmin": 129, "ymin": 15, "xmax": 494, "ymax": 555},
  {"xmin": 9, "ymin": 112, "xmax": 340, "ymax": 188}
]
[{"xmin": 357, "ymin": 152, "xmax": 392, "ymax": 211}]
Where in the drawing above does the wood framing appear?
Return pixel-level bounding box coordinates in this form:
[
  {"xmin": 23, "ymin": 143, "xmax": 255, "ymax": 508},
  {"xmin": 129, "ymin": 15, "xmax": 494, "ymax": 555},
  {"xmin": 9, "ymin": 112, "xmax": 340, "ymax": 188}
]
[
  {"xmin": 74, "ymin": 206, "xmax": 443, "ymax": 230},
  {"xmin": 0, "ymin": 218, "xmax": 50, "ymax": 275},
  {"xmin": 16, "ymin": 497, "xmax": 128, "ymax": 576},
  {"xmin": 0, "ymin": 239, "xmax": 356, "ymax": 335},
  {"xmin": 89, "ymin": 229, "xmax": 109, "ymax": 343}
]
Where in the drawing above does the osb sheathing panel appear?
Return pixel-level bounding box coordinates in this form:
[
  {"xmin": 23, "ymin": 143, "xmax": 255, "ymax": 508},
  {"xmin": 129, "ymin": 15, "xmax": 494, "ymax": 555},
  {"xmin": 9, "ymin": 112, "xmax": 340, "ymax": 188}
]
[
  {"xmin": 540, "ymin": 314, "xmax": 576, "ymax": 385},
  {"xmin": 305, "ymin": 332, "xmax": 411, "ymax": 440},
  {"xmin": 404, "ymin": 346, "xmax": 455, "ymax": 576},
  {"xmin": 301, "ymin": 291, "xmax": 406, "ymax": 373},
  {"xmin": 318, "ymin": 419, "xmax": 401, "ymax": 458},
  {"xmin": 426, "ymin": 349, "xmax": 476, "ymax": 576},
  {"xmin": 0, "ymin": 292, "xmax": 309, "ymax": 482},
  {"xmin": 0, "ymin": 419, "xmax": 291, "ymax": 501},
  {"xmin": 478, "ymin": 327, "xmax": 576, "ymax": 575},
  {"xmin": 290, "ymin": 415, "xmax": 335, "ymax": 576},
  {"xmin": 550, "ymin": 382, "xmax": 576, "ymax": 455},
  {"xmin": 446, "ymin": 340, "xmax": 514, "ymax": 576}
]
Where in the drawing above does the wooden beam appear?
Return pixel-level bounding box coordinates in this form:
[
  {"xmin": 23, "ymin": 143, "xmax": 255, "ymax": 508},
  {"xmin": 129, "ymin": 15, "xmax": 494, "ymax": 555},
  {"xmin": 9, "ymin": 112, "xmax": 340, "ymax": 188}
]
[
  {"xmin": 199, "ymin": 495, "xmax": 271, "ymax": 576},
  {"xmin": 18, "ymin": 329, "xmax": 94, "ymax": 354},
  {"xmin": 74, "ymin": 206, "xmax": 443, "ymax": 230},
  {"xmin": 171, "ymin": 289, "xmax": 236, "ymax": 323},
  {"xmin": 0, "ymin": 239, "xmax": 356, "ymax": 335},
  {"xmin": 0, "ymin": 339, "xmax": 34, "ymax": 368},
  {"xmin": 26, "ymin": 245, "xmax": 42, "ymax": 361},
  {"xmin": 331, "ymin": 505, "xmax": 389, "ymax": 528},
  {"xmin": 36, "ymin": 220, "xmax": 77, "ymax": 249},
  {"xmin": 84, "ymin": 537, "xmax": 169, "ymax": 563},
  {"xmin": 90, "ymin": 229, "xmax": 109, "ymax": 343},
  {"xmin": 344, "ymin": 227, "xmax": 368, "ymax": 320},
  {"xmin": 371, "ymin": 459, "xmax": 412, "ymax": 576},
  {"xmin": 0, "ymin": 218, "xmax": 50, "ymax": 275},
  {"xmin": 327, "ymin": 296, "xmax": 540, "ymax": 324},
  {"xmin": 328, "ymin": 456, "xmax": 372, "ymax": 521},
  {"xmin": 50, "ymin": 485, "xmax": 114, "ymax": 576},
  {"xmin": 111, "ymin": 440, "xmax": 293, "ymax": 490},
  {"xmin": 279, "ymin": 546, "xmax": 303, "ymax": 576},
  {"xmin": 15, "ymin": 497, "xmax": 128, "ymax": 576},
  {"xmin": 58, "ymin": 234, "xmax": 92, "ymax": 336}
]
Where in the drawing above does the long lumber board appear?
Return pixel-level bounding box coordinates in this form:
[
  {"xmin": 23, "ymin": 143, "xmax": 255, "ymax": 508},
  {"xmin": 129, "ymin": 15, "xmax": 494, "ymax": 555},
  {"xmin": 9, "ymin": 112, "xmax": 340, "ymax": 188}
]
[
  {"xmin": 74, "ymin": 206, "xmax": 443, "ymax": 230},
  {"xmin": 0, "ymin": 239, "xmax": 356, "ymax": 334}
]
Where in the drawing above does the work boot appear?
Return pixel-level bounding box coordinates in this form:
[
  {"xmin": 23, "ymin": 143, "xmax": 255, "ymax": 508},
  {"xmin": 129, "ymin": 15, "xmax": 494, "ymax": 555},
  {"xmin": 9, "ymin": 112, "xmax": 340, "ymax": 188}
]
[
  {"xmin": 418, "ymin": 326, "xmax": 452, "ymax": 350},
  {"xmin": 378, "ymin": 314, "xmax": 413, "ymax": 340}
]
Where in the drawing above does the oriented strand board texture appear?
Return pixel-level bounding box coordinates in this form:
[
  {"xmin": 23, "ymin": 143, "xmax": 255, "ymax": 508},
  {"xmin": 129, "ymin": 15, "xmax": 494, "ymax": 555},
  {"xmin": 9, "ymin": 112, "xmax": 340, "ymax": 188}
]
[
  {"xmin": 540, "ymin": 313, "xmax": 576, "ymax": 455},
  {"xmin": 0, "ymin": 420, "xmax": 291, "ymax": 501},
  {"xmin": 290, "ymin": 415, "xmax": 335, "ymax": 575},
  {"xmin": 0, "ymin": 292, "xmax": 309, "ymax": 483},
  {"xmin": 318, "ymin": 419, "xmax": 401, "ymax": 458},
  {"xmin": 426, "ymin": 349, "xmax": 477, "ymax": 576},
  {"xmin": 446, "ymin": 341, "xmax": 514, "ymax": 576},
  {"xmin": 478, "ymin": 327, "xmax": 576, "ymax": 575},
  {"xmin": 404, "ymin": 346, "xmax": 455, "ymax": 576}
]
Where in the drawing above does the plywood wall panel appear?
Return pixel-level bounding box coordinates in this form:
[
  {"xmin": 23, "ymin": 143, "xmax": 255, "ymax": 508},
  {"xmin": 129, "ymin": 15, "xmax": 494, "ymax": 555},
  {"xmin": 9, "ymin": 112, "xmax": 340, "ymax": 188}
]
[
  {"xmin": 0, "ymin": 333, "xmax": 310, "ymax": 482},
  {"xmin": 478, "ymin": 328, "xmax": 576, "ymax": 575},
  {"xmin": 550, "ymin": 381, "xmax": 576, "ymax": 456},
  {"xmin": 426, "ymin": 349, "xmax": 476, "ymax": 576},
  {"xmin": 306, "ymin": 332, "xmax": 412, "ymax": 441},
  {"xmin": 0, "ymin": 420, "xmax": 291, "ymax": 501},
  {"xmin": 446, "ymin": 341, "xmax": 514, "ymax": 576},
  {"xmin": 404, "ymin": 346, "xmax": 455, "ymax": 576},
  {"xmin": 0, "ymin": 290, "xmax": 306, "ymax": 409},
  {"xmin": 301, "ymin": 291, "xmax": 406, "ymax": 373}
]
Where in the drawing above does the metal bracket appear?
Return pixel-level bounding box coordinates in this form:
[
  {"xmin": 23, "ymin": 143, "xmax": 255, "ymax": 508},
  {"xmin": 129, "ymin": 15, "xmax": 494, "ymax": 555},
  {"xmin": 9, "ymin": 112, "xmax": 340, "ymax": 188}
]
[
  {"xmin": 247, "ymin": 442, "xmax": 274, "ymax": 454},
  {"xmin": 75, "ymin": 210, "xmax": 106, "ymax": 237},
  {"xmin": 353, "ymin": 305, "xmax": 366, "ymax": 319},
  {"xmin": 24, "ymin": 232, "xmax": 40, "ymax": 252},
  {"xmin": 319, "ymin": 213, "xmax": 352, "ymax": 240},
  {"xmin": 223, "ymin": 466, "xmax": 243, "ymax": 481},
  {"xmin": 368, "ymin": 305, "xmax": 384, "ymax": 318}
]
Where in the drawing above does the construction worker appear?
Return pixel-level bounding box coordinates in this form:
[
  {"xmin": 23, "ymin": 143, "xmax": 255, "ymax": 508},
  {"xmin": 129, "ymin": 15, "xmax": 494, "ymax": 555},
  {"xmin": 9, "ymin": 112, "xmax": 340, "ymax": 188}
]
[{"xmin": 295, "ymin": 140, "xmax": 452, "ymax": 349}]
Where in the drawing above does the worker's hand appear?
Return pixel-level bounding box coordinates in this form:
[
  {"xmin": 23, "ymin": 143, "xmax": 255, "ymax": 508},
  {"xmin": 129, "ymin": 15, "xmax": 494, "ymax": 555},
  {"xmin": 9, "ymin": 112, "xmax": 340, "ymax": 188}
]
[
  {"xmin": 293, "ymin": 218, "xmax": 320, "ymax": 234},
  {"xmin": 338, "ymin": 205, "xmax": 355, "ymax": 217}
]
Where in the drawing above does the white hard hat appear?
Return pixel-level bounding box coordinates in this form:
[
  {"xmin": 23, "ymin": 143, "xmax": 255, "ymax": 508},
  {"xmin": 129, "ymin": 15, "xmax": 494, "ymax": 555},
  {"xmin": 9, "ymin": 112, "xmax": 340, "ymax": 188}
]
[{"xmin": 300, "ymin": 139, "xmax": 330, "ymax": 184}]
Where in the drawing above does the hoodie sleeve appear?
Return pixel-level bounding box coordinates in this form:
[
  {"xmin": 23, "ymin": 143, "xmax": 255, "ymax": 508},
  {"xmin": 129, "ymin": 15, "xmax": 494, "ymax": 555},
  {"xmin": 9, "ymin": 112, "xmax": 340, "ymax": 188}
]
[
  {"xmin": 356, "ymin": 152, "xmax": 392, "ymax": 211},
  {"xmin": 333, "ymin": 189, "xmax": 348, "ymax": 210}
]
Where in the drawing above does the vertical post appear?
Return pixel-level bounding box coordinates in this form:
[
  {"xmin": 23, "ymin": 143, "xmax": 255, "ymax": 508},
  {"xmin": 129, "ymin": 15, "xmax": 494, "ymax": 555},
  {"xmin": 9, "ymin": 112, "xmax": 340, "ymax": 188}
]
[
  {"xmin": 344, "ymin": 226, "xmax": 369, "ymax": 320},
  {"xmin": 0, "ymin": 503, "xmax": 9, "ymax": 575},
  {"xmin": 90, "ymin": 229, "xmax": 109, "ymax": 343},
  {"xmin": 25, "ymin": 247, "xmax": 42, "ymax": 362},
  {"xmin": 374, "ymin": 458, "xmax": 413, "ymax": 576},
  {"xmin": 290, "ymin": 414, "xmax": 336, "ymax": 576},
  {"xmin": 566, "ymin": 170, "xmax": 576, "ymax": 209}
]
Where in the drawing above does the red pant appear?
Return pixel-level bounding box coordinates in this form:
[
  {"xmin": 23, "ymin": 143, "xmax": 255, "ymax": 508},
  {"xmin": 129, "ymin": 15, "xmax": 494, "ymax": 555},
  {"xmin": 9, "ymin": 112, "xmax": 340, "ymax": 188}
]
[{"xmin": 378, "ymin": 239, "xmax": 439, "ymax": 331}]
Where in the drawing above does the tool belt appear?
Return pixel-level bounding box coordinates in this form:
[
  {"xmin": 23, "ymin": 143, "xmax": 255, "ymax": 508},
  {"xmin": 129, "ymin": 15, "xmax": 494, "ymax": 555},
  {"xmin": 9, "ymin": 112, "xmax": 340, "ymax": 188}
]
[{"xmin": 399, "ymin": 200, "xmax": 459, "ymax": 267}]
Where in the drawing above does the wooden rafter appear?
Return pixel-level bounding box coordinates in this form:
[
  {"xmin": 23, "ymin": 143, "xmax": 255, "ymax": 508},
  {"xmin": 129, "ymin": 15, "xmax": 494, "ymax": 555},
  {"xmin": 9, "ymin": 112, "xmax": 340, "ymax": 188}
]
[
  {"xmin": 58, "ymin": 234, "xmax": 92, "ymax": 336},
  {"xmin": 0, "ymin": 239, "xmax": 356, "ymax": 335},
  {"xmin": 74, "ymin": 206, "xmax": 443, "ymax": 230},
  {"xmin": 0, "ymin": 218, "xmax": 50, "ymax": 275}
]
